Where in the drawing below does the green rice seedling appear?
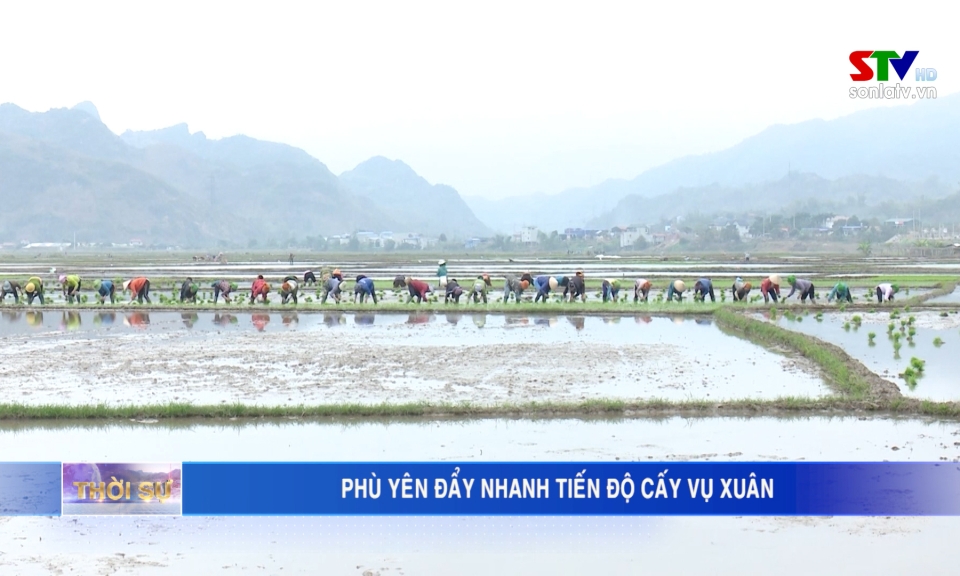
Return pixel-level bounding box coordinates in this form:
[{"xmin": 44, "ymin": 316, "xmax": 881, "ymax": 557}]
[
  {"xmin": 910, "ymin": 357, "xmax": 925, "ymax": 372},
  {"xmin": 941, "ymin": 312, "xmax": 949, "ymax": 318},
  {"xmin": 934, "ymin": 337, "xmax": 945, "ymax": 347},
  {"xmin": 868, "ymin": 332, "xmax": 876, "ymax": 343},
  {"xmin": 852, "ymin": 315, "xmax": 862, "ymax": 326},
  {"xmin": 908, "ymin": 327, "xmax": 917, "ymax": 337},
  {"xmin": 887, "ymin": 322, "xmax": 895, "ymax": 333},
  {"xmin": 843, "ymin": 322, "xmax": 851, "ymax": 331},
  {"xmin": 908, "ymin": 315, "xmax": 916, "ymax": 325}
]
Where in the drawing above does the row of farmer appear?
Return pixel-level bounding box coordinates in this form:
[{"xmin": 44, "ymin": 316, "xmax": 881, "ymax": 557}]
[{"xmin": 0, "ymin": 268, "xmax": 902, "ymax": 306}]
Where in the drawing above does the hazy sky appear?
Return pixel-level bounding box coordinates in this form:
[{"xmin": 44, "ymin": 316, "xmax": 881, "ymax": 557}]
[{"xmin": 0, "ymin": 1, "xmax": 955, "ymax": 199}]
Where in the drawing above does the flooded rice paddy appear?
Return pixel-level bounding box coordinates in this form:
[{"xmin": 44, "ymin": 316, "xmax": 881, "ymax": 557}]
[
  {"xmin": 2, "ymin": 416, "xmax": 960, "ymax": 574},
  {"xmin": 0, "ymin": 312, "xmax": 827, "ymax": 405},
  {"xmin": 771, "ymin": 311, "xmax": 960, "ymax": 401}
]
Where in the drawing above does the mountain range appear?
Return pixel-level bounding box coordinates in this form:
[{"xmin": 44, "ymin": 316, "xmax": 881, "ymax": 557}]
[
  {"xmin": 0, "ymin": 102, "xmax": 488, "ymax": 245},
  {"xmin": 468, "ymin": 92, "xmax": 960, "ymax": 232}
]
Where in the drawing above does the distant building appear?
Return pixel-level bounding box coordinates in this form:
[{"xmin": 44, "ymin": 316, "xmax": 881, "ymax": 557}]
[
  {"xmin": 619, "ymin": 226, "xmax": 650, "ymax": 247},
  {"xmin": 520, "ymin": 226, "xmax": 539, "ymax": 244}
]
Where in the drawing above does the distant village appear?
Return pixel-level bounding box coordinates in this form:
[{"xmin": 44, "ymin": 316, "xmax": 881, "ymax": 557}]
[{"xmin": 3, "ymin": 214, "xmax": 959, "ymax": 253}]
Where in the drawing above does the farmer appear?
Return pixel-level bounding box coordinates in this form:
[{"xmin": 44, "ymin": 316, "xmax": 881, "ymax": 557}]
[
  {"xmin": 731, "ymin": 277, "xmax": 752, "ymax": 302},
  {"xmin": 827, "ymin": 281, "xmax": 853, "ymax": 303},
  {"xmin": 60, "ymin": 274, "xmax": 81, "ymax": 304},
  {"xmin": 665, "ymin": 279, "xmax": 686, "ymax": 302},
  {"xmin": 180, "ymin": 277, "xmax": 200, "ymax": 303},
  {"xmin": 280, "ymin": 275, "xmax": 299, "ymax": 305},
  {"xmin": 393, "ymin": 275, "xmax": 407, "ymax": 289},
  {"xmin": 96, "ymin": 279, "xmax": 116, "ymax": 304},
  {"xmin": 760, "ymin": 275, "xmax": 781, "ymax": 304},
  {"xmin": 123, "ymin": 277, "xmax": 152, "ymax": 304},
  {"xmin": 320, "ymin": 274, "xmax": 342, "ymax": 304},
  {"xmin": 445, "ymin": 278, "xmax": 464, "ymax": 304},
  {"xmin": 503, "ymin": 273, "xmax": 532, "ymax": 303},
  {"xmin": 23, "ymin": 277, "xmax": 44, "ymax": 305},
  {"xmin": 250, "ymin": 275, "xmax": 270, "ymax": 304},
  {"xmin": 634, "ymin": 279, "xmax": 652, "ymax": 303},
  {"xmin": 437, "ymin": 260, "xmax": 448, "ymax": 290},
  {"xmin": 601, "ymin": 279, "xmax": 622, "ymax": 302},
  {"xmin": 212, "ymin": 280, "xmax": 237, "ymax": 304},
  {"xmin": 468, "ymin": 274, "xmax": 492, "ymax": 304},
  {"xmin": 565, "ymin": 271, "xmax": 586, "ymax": 303},
  {"xmin": 331, "ymin": 268, "xmax": 344, "ymax": 282},
  {"xmin": 354, "ymin": 274, "xmax": 377, "ymax": 304},
  {"xmin": 303, "ymin": 270, "xmax": 317, "ymax": 285},
  {"xmin": 406, "ymin": 277, "xmax": 432, "ymax": 304},
  {"xmin": 533, "ymin": 275, "xmax": 553, "ymax": 303},
  {"xmin": 784, "ymin": 276, "xmax": 815, "ymax": 303},
  {"xmin": 876, "ymin": 283, "xmax": 899, "ymax": 303},
  {"xmin": 693, "ymin": 277, "xmax": 715, "ymax": 303},
  {"xmin": 1, "ymin": 280, "xmax": 21, "ymax": 303}
]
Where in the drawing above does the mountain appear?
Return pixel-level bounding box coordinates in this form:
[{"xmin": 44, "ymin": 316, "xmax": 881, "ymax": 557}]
[
  {"xmin": 0, "ymin": 131, "xmax": 236, "ymax": 243},
  {"xmin": 340, "ymin": 156, "xmax": 490, "ymax": 237},
  {"xmin": 464, "ymin": 192, "xmax": 621, "ymax": 235},
  {"xmin": 0, "ymin": 102, "xmax": 489, "ymax": 245},
  {"xmin": 475, "ymin": 93, "xmax": 960, "ymax": 231},
  {"xmin": 588, "ymin": 172, "xmax": 953, "ymax": 228}
]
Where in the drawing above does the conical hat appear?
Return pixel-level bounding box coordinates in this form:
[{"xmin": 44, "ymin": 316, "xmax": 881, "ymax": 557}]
[
  {"xmin": 548, "ymin": 277, "xmax": 559, "ymax": 290},
  {"xmin": 673, "ymin": 280, "xmax": 685, "ymax": 292},
  {"xmin": 769, "ymin": 274, "xmax": 781, "ymax": 285}
]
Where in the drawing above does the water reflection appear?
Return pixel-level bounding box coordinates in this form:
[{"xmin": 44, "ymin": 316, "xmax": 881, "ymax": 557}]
[
  {"xmin": 602, "ymin": 316, "xmax": 621, "ymax": 325},
  {"xmin": 281, "ymin": 313, "xmax": 299, "ymax": 327},
  {"xmin": 634, "ymin": 315, "xmax": 652, "ymax": 324},
  {"xmin": 94, "ymin": 312, "xmax": 116, "ymax": 326},
  {"xmin": 213, "ymin": 313, "xmax": 238, "ymax": 327},
  {"xmin": 124, "ymin": 312, "xmax": 150, "ymax": 328},
  {"xmin": 406, "ymin": 313, "xmax": 433, "ymax": 325},
  {"xmin": 323, "ymin": 312, "xmax": 345, "ymax": 327},
  {"xmin": 567, "ymin": 316, "xmax": 585, "ymax": 331},
  {"xmin": 445, "ymin": 313, "xmax": 462, "ymax": 326},
  {"xmin": 534, "ymin": 316, "xmax": 558, "ymax": 327},
  {"xmin": 354, "ymin": 313, "xmax": 375, "ymax": 326},
  {"xmin": 60, "ymin": 311, "xmax": 82, "ymax": 331},
  {"xmin": 181, "ymin": 312, "xmax": 199, "ymax": 329},
  {"xmin": 26, "ymin": 311, "xmax": 43, "ymax": 327},
  {"xmin": 251, "ymin": 313, "xmax": 270, "ymax": 332},
  {"xmin": 472, "ymin": 313, "xmax": 487, "ymax": 328},
  {"xmin": 2, "ymin": 311, "xmax": 21, "ymax": 323}
]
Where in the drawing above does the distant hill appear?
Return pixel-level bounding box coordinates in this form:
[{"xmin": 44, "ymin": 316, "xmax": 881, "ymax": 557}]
[
  {"xmin": 340, "ymin": 156, "xmax": 490, "ymax": 237},
  {"xmin": 589, "ymin": 172, "xmax": 954, "ymax": 228},
  {"xmin": 0, "ymin": 103, "xmax": 488, "ymax": 245},
  {"xmin": 464, "ymin": 192, "xmax": 620, "ymax": 235},
  {"xmin": 475, "ymin": 93, "xmax": 960, "ymax": 231}
]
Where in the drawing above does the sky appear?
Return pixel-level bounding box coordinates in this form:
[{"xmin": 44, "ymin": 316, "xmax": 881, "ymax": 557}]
[{"xmin": 0, "ymin": 1, "xmax": 956, "ymax": 199}]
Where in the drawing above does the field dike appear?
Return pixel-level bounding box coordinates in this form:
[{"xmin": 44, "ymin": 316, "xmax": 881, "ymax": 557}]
[{"xmin": 2, "ymin": 289, "xmax": 959, "ymax": 422}]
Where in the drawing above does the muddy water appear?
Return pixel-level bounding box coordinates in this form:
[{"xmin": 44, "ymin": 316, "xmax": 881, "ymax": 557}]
[
  {"xmin": 771, "ymin": 311, "xmax": 960, "ymax": 400},
  {"xmin": 1, "ymin": 416, "xmax": 959, "ymax": 574},
  {"xmin": 0, "ymin": 313, "xmax": 827, "ymax": 405}
]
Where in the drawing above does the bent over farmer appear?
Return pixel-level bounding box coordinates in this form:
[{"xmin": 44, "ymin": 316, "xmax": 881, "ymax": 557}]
[
  {"xmin": 124, "ymin": 277, "xmax": 152, "ymax": 304},
  {"xmin": 212, "ymin": 280, "xmax": 237, "ymax": 304},
  {"xmin": 784, "ymin": 276, "xmax": 815, "ymax": 303},
  {"xmin": 250, "ymin": 275, "xmax": 270, "ymax": 304},
  {"xmin": 354, "ymin": 275, "xmax": 377, "ymax": 304},
  {"xmin": 1, "ymin": 280, "xmax": 21, "ymax": 303}
]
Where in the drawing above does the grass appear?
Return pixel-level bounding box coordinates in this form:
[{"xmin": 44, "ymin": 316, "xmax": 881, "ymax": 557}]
[
  {"xmin": 6, "ymin": 395, "xmax": 960, "ymax": 421},
  {"xmin": 714, "ymin": 309, "xmax": 873, "ymax": 398}
]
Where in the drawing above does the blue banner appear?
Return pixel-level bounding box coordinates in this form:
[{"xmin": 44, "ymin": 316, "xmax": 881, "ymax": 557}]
[
  {"xmin": 0, "ymin": 462, "xmax": 62, "ymax": 516},
  {"xmin": 181, "ymin": 462, "xmax": 960, "ymax": 516}
]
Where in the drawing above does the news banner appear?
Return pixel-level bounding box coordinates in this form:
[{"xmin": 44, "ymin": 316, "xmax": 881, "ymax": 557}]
[{"xmin": 2, "ymin": 462, "xmax": 960, "ymax": 516}]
